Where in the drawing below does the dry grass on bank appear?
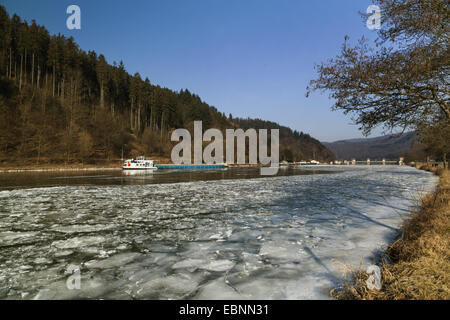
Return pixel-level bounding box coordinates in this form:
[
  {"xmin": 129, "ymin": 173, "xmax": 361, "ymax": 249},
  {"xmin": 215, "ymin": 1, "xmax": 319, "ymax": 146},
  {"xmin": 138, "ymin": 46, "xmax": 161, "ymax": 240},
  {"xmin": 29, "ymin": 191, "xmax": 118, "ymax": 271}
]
[{"xmin": 331, "ymin": 168, "xmax": 450, "ymax": 300}]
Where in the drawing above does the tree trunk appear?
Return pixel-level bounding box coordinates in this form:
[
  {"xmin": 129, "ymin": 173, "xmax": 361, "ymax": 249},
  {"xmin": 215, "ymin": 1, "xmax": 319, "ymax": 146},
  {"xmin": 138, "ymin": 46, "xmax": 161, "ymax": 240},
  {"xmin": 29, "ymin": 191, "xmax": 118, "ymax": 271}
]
[
  {"xmin": 52, "ymin": 61, "xmax": 55, "ymax": 97},
  {"xmin": 160, "ymin": 113, "xmax": 164, "ymax": 140},
  {"xmin": 100, "ymin": 81, "xmax": 104, "ymax": 109},
  {"xmin": 137, "ymin": 103, "xmax": 141, "ymax": 132},
  {"xmin": 24, "ymin": 48, "xmax": 27, "ymax": 85},
  {"xmin": 74, "ymin": 81, "xmax": 78, "ymax": 108},
  {"xmin": 36, "ymin": 64, "xmax": 41, "ymax": 90},
  {"xmin": 61, "ymin": 77, "xmax": 65, "ymax": 101},
  {"xmin": 19, "ymin": 53, "xmax": 23, "ymax": 90},
  {"xmin": 31, "ymin": 53, "xmax": 35, "ymax": 88},
  {"xmin": 8, "ymin": 48, "xmax": 12, "ymax": 79},
  {"xmin": 444, "ymin": 152, "xmax": 448, "ymax": 169},
  {"xmin": 130, "ymin": 97, "xmax": 134, "ymax": 130}
]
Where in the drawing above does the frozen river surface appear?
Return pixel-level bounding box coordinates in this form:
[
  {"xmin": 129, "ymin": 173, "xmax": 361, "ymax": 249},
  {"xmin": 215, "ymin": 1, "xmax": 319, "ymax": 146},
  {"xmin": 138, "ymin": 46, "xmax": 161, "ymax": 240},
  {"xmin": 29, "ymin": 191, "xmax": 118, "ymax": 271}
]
[{"xmin": 0, "ymin": 166, "xmax": 438, "ymax": 299}]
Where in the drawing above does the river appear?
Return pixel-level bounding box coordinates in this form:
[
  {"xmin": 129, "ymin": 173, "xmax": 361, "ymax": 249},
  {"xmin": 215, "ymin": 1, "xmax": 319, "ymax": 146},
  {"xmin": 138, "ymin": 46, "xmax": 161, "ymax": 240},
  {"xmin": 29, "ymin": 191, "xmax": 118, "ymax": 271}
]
[{"xmin": 0, "ymin": 166, "xmax": 438, "ymax": 299}]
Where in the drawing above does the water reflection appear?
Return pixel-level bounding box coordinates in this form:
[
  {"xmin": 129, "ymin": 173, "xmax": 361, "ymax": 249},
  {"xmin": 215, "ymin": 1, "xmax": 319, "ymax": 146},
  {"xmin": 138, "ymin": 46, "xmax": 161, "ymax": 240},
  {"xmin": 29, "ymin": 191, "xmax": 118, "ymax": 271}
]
[
  {"xmin": 0, "ymin": 167, "xmax": 332, "ymax": 190},
  {"xmin": 122, "ymin": 169, "xmax": 157, "ymax": 176}
]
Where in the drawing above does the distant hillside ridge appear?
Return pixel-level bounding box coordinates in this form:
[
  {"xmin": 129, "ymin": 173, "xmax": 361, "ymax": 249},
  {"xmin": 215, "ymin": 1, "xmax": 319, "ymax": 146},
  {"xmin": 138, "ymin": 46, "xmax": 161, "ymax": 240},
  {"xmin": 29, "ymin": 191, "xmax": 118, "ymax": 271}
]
[{"xmin": 322, "ymin": 132, "xmax": 417, "ymax": 160}]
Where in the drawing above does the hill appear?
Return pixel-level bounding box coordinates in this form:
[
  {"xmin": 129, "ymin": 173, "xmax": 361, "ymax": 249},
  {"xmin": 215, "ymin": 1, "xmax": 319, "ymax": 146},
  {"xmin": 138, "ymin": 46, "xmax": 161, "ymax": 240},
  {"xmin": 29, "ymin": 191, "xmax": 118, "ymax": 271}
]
[
  {"xmin": 322, "ymin": 132, "xmax": 417, "ymax": 160},
  {"xmin": 233, "ymin": 118, "xmax": 335, "ymax": 162},
  {"xmin": 0, "ymin": 6, "xmax": 335, "ymax": 165}
]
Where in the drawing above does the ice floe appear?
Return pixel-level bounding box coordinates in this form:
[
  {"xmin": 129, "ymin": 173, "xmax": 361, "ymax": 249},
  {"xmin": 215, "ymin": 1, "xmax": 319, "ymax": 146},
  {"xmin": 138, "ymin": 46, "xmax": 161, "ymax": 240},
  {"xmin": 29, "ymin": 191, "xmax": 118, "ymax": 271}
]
[{"xmin": 0, "ymin": 166, "xmax": 438, "ymax": 299}]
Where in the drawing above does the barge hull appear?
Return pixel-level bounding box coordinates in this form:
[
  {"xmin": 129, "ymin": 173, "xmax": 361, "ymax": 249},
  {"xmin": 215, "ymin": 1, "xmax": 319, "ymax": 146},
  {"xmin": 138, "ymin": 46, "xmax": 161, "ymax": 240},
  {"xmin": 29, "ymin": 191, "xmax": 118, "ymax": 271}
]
[{"xmin": 155, "ymin": 164, "xmax": 227, "ymax": 170}]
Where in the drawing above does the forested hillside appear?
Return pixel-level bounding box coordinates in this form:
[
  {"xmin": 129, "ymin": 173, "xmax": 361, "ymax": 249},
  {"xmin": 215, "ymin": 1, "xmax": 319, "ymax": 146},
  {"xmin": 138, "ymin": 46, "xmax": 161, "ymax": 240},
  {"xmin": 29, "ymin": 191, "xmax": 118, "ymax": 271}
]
[
  {"xmin": 0, "ymin": 6, "xmax": 335, "ymax": 165},
  {"xmin": 233, "ymin": 118, "xmax": 335, "ymax": 162}
]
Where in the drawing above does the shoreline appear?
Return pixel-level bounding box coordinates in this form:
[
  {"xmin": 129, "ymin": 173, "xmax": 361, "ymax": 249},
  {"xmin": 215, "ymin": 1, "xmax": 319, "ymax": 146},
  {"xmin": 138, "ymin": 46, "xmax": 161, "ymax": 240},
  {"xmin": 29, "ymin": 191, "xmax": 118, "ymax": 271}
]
[
  {"xmin": 0, "ymin": 161, "xmax": 409, "ymax": 173},
  {"xmin": 0, "ymin": 167, "xmax": 122, "ymax": 173},
  {"xmin": 332, "ymin": 166, "xmax": 449, "ymax": 300},
  {"xmin": 0, "ymin": 163, "xmax": 122, "ymax": 173},
  {"xmin": 0, "ymin": 157, "xmax": 171, "ymax": 172}
]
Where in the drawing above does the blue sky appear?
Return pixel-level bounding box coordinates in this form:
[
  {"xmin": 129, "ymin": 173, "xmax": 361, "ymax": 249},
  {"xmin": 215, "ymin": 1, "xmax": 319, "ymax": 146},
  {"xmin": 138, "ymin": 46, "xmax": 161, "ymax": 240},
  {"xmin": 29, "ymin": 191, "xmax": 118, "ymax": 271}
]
[{"xmin": 1, "ymin": 0, "xmax": 384, "ymax": 141}]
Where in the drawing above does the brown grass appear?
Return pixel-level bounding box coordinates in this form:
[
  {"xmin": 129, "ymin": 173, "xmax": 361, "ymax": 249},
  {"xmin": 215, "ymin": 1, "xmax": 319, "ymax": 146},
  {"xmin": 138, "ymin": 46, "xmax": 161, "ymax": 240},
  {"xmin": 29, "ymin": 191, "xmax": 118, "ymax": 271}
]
[{"xmin": 331, "ymin": 168, "xmax": 450, "ymax": 300}]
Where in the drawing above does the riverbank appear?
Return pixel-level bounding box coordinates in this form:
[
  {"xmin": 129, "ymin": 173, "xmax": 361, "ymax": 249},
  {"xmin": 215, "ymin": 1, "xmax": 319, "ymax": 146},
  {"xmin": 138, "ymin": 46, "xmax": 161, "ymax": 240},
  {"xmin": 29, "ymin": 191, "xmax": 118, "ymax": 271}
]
[
  {"xmin": 0, "ymin": 158, "xmax": 270, "ymax": 172},
  {"xmin": 331, "ymin": 166, "xmax": 449, "ymax": 300},
  {"xmin": 0, "ymin": 165, "xmax": 434, "ymax": 299},
  {"xmin": 0, "ymin": 157, "xmax": 171, "ymax": 172}
]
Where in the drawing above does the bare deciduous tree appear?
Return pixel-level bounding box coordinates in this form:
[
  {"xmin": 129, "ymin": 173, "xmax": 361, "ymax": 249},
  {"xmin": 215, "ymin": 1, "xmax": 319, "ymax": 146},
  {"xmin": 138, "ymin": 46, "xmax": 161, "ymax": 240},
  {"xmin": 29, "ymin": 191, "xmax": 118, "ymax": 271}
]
[{"xmin": 308, "ymin": 0, "xmax": 449, "ymax": 135}]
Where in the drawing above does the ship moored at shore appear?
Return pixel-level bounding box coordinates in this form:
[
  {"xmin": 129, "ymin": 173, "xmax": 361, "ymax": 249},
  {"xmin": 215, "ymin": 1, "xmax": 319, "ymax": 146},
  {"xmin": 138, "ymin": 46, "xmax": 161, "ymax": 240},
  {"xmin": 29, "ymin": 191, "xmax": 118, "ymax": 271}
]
[
  {"xmin": 122, "ymin": 157, "xmax": 157, "ymax": 170},
  {"xmin": 122, "ymin": 157, "xmax": 228, "ymax": 170}
]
